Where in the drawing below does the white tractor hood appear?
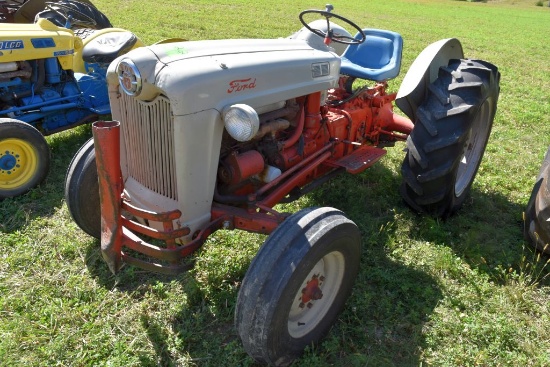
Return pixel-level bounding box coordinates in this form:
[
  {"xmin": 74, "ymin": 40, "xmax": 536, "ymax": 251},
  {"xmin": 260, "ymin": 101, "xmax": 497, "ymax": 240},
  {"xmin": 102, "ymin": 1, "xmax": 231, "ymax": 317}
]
[
  {"xmin": 107, "ymin": 38, "xmax": 342, "ymax": 115},
  {"xmin": 153, "ymin": 38, "xmax": 326, "ymax": 62}
]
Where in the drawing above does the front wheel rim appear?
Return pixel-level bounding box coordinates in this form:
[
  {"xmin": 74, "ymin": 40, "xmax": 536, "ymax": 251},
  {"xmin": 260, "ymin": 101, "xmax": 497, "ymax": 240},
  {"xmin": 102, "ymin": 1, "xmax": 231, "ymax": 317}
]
[
  {"xmin": 455, "ymin": 100, "xmax": 492, "ymax": 197},
  {"xmin": 0, "ymin": 138, "xmax": 39, "ymax": 190},
  {"xmin": 287, "ymin": 250, "xmax": 345, "ymax": 339}
]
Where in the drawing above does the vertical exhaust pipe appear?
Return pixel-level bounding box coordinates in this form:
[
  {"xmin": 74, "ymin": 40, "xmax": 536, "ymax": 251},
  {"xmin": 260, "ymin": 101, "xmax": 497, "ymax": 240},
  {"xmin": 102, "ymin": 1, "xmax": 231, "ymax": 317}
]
[{"xmin": 92, "ymin": 120, "xmax": 123, "ymax": 274}]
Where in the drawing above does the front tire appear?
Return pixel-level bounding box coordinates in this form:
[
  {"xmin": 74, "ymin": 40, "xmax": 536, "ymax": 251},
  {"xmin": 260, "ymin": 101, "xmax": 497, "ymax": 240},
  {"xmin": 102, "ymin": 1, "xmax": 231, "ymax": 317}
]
[
  {"xmin": 0, "ymin": 119, "xmax": 50, "ymax": 199},
  {"xmin": 400, "ymin": 59, "xmax": 500, "ymax": 217},
  {"xmin": 64, "ymin": 138, "xmax": 100, "ymax": 239},
  {"xmin": 235, "ymin": 207, "xmax": 361, "ymax": 366}
]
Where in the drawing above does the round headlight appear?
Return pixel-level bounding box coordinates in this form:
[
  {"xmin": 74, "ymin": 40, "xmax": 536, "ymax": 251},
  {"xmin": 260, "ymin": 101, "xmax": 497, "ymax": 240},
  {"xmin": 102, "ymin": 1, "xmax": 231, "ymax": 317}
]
[
  {"xmin": 223, "ymin": 104, "xmax": 260, "ymax": 142},
  {"xmin": 117, "ymin": 59, "xmax": 142, "ymax": 96}
]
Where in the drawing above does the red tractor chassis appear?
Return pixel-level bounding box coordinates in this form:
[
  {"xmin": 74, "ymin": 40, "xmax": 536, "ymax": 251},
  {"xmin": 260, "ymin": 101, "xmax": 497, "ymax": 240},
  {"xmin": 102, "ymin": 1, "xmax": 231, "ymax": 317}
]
[{"xmin": 93, "ymin": 79, "xmax": 414, "ymax": 274}]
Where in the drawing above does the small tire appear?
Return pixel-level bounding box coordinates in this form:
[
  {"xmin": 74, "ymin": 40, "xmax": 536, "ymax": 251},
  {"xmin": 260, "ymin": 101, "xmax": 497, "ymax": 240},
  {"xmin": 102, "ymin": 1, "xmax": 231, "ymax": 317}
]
[
  {"xmin": 0, "ymin": 118, "xmax": 50, "ymax": 198},
  {"xmin": 400, "ymin": 59, "xmax": 500, "ymax": 217},
  {"xmin": 64, "ymin": 137, "xmax": 100, "ymax": 239},
  {"xmin": 524, "ymin": 146, "xmax": 550, "ymax": 254},
  {"xmin": 235, "ymin": 207, "xmax": 361, "ymax": 366}
]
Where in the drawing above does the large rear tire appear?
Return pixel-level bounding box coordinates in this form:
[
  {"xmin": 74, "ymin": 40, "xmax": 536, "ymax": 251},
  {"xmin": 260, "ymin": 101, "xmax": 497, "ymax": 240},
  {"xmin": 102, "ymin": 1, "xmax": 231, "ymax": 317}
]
[
  {"xmin": 0, "ymin": 118, "xmax": 50, "ymax": 198},
  {"xmin": 35, "ymin": 0, "xmax": 112, "ymax": 29},
  {"xmin": 235, "ymin": 207, "xmax": 361, "ymax": 366},
  {"xmin": 400, "ymin": 59, "xmax": 500, "ymax": 217},
  {"xmin": 524, "ymin": 146, "xmax": 550, "ymax": 254},
  {"xmin": 64, "ymin": 137, "xmax": 100, "ymax": 239}
]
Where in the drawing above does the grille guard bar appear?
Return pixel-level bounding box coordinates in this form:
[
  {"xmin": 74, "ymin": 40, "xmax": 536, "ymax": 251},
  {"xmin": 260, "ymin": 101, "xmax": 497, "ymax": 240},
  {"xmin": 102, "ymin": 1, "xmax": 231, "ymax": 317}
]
[{"xmin": 93, "ymin": 121, "xmax": 123, "ymax": 273}]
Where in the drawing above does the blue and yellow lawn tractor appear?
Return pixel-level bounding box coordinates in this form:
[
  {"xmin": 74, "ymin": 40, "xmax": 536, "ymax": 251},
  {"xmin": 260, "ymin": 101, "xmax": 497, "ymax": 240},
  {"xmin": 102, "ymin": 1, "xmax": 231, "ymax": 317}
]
[{"xmin": 0, "ymin": 0, "xmax": 142, "ymax": 198}]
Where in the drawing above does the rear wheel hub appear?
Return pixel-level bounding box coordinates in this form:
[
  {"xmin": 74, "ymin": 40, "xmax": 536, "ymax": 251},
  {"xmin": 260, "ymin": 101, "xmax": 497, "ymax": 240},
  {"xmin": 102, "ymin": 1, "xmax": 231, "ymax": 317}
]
[{"xmin": 0, "ymin": 138, "xmax": 38, "ymax": 189}]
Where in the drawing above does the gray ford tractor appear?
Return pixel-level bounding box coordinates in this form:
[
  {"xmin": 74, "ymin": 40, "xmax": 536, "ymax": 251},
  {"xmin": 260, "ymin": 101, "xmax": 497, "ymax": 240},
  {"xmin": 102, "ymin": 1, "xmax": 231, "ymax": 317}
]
[{"xmin": 65, "ymin": 5, "xmax": 500, "ymax": 366}]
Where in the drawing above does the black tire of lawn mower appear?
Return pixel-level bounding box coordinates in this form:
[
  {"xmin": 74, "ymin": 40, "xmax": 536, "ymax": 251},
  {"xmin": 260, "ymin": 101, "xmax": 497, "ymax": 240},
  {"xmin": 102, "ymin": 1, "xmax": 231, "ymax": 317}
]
[
  {"xmin": 64, "ymin": 137, "xmax": 100, "ymax": 239},
  {"xmin": 400, "ymin": 59, "xmax": 500, "ymax": 218},
  {"xmin": 524, "ymin": 146, "xmax": 550, "ymax": 254}
]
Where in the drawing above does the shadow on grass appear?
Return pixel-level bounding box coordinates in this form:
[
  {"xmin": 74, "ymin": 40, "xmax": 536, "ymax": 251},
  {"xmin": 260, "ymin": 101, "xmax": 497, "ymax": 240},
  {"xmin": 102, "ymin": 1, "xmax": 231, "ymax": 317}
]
[
  {"xmin": 139, "ymin": 314, "xmax": 179, "ymax": 367},
  {"xmin": 307, "ymin": 162, "xmax": 530, "ymax": 280},
  {"xmin": 77, "ymin": 159, "xmax": 533, "ymax": 366},
  {"xmin": 296, "ymin": 166, "xmax": 442, "ymax": 366},
  {"xmin": 83, "ymin": 239, "xmax": 195, "ymax": 292},
  {"xmin": 287, "ymin": 162, "xmax": 531, "ymax": 365},
  {"xmin": 0, "ymin": 124, "xmax": 93, "ymax": 233},
  {"xmin": 83, "ymin": 237, "xmax": 249, "ymax": 366},
  {"xmin": 296, "ymin": 228, "xmax": 444, "ymax": 366}
]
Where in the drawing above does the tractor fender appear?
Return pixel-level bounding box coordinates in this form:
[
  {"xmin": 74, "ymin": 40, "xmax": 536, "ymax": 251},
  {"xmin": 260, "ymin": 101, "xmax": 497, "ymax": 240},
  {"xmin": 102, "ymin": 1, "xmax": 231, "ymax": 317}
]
[{"xmin": 395, "ymin": 38, "xmax": 464, "ymax": 120}]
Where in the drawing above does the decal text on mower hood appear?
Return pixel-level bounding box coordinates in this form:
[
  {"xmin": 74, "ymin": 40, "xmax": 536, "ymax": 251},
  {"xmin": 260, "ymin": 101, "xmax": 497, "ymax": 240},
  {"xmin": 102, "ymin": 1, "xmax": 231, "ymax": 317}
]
[{"xmin": 0, "ymin": 40, "xmax": 23, "ymax": 50}]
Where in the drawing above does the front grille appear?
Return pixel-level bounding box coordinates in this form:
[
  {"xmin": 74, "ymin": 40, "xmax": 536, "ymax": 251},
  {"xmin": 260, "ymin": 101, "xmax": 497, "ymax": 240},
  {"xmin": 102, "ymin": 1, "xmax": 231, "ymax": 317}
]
[{"xmin": 118, "ymin": 93, "xmax": 178, "ymax": 201}]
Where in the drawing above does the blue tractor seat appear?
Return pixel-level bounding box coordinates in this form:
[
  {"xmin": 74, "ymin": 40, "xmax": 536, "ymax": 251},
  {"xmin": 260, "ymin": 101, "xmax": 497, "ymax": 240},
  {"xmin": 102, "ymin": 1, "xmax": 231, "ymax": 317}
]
[{"xmin": 340, "ymin": 29, "xmax": 403, "ymax": 82}]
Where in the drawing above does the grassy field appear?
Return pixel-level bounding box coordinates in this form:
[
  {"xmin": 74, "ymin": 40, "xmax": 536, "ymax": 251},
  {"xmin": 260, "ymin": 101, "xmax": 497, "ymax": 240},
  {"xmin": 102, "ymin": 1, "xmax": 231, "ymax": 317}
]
[{"xmin": 1, "ymin": 0, "xmax": 550, "ymax": 366}]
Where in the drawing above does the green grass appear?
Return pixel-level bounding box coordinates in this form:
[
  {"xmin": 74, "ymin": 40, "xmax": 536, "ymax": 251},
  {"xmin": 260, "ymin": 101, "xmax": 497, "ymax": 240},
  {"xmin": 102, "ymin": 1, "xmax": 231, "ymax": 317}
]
[{"xmin": 1, "ymin": 0, "xmax": 550, "ymax": 366}]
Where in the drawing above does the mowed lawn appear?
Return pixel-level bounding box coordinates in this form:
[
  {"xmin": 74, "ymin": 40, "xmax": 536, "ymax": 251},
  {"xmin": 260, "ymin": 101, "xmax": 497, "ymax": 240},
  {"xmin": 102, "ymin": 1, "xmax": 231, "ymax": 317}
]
[{"xmin": 1, "ymin": 0, "xmax": 549, "ymax": 366}]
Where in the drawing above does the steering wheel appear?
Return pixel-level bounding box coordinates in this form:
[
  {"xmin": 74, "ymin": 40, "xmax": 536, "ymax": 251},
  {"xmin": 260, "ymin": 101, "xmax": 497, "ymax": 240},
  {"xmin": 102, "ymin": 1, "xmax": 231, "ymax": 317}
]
[{"xmin": 299, "ymin": 5, "xmax": 365, "ymax": 45}]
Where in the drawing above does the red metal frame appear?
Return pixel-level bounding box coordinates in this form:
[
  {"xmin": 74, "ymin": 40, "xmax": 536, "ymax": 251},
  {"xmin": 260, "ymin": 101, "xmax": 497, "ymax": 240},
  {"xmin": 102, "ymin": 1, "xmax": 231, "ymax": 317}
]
[
  {"xmin": 93, "ymin": 120, "xmax": 123, "ymax": 274},
  {"xmin": 93, "ymin": 79, "xmax": 414, "ymax": 274}
]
